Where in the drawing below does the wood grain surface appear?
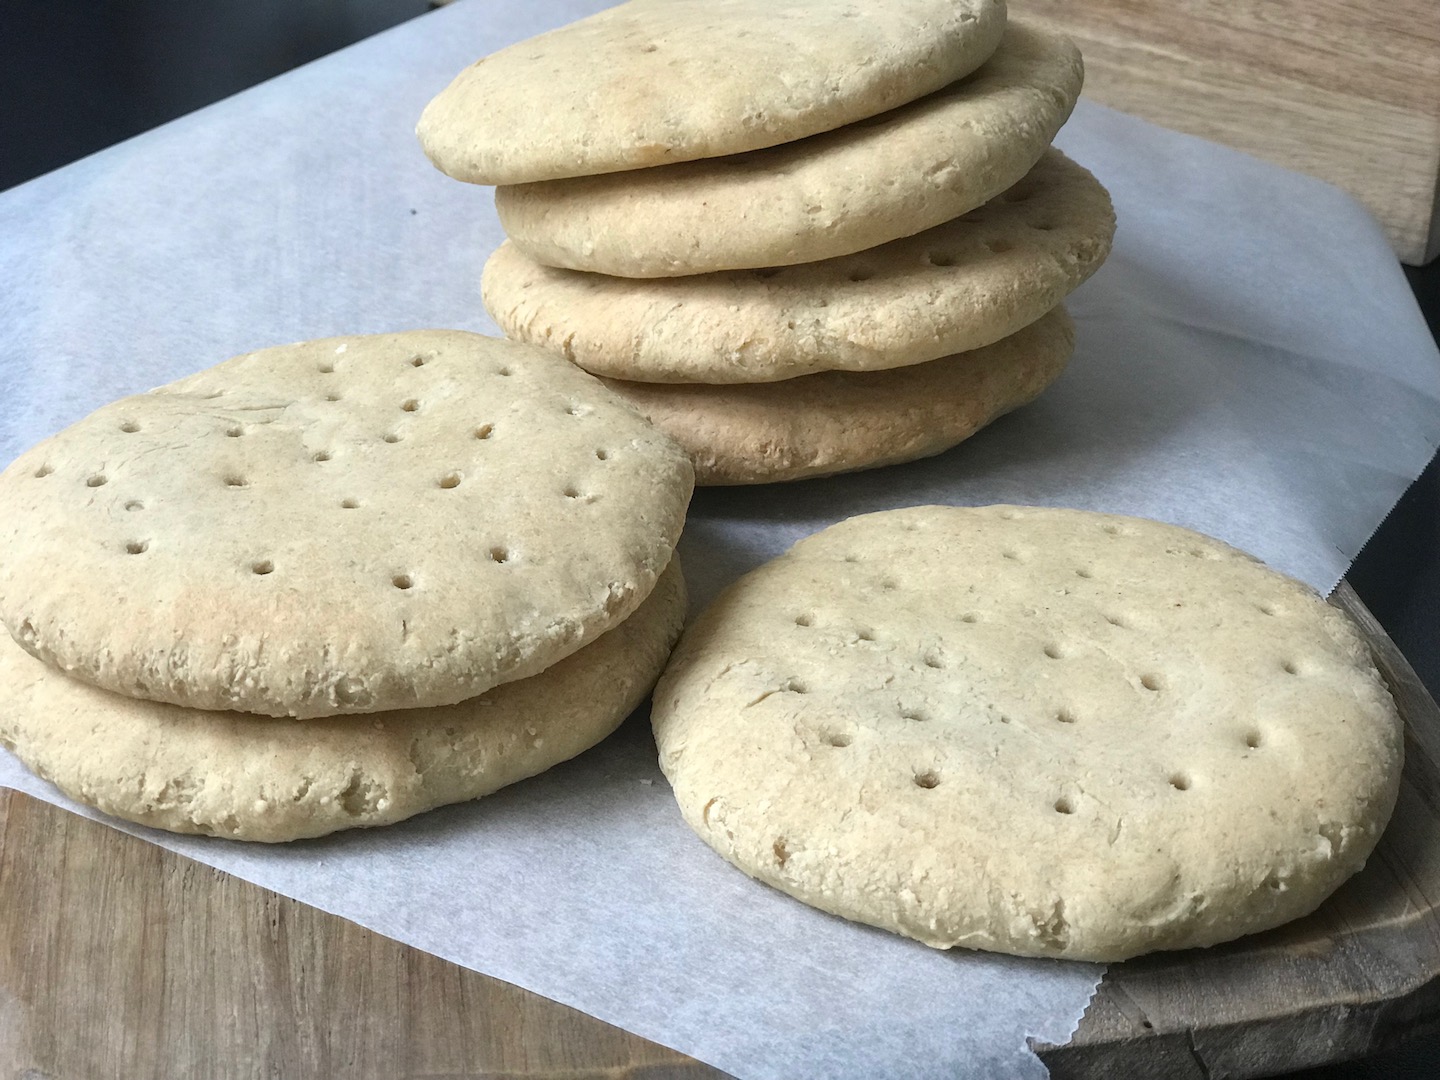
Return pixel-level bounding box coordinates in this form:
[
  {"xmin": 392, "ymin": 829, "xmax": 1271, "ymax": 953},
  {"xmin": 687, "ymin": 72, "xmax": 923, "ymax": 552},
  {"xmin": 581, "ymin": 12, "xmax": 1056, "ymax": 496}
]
[
  {"xmin": 1012, "ymin": 0, "xmax": 1440, "ymax": 264},
  {"xmin": 3, "ymin": 585, "xmax": 1438, "ymax": 1078},
  {"xmin": 0, "ymin": 788, "xmax": 721, "ymax": 1079}
]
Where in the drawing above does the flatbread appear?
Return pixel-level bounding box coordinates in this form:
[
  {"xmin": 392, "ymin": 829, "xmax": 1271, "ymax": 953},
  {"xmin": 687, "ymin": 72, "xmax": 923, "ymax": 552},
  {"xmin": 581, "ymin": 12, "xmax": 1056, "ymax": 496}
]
[
  {"xmin": 652, "ymin": 507, "xmax": 1403, "ymax": 961},
  {"xmin": 493, "ymin": 24, "xmax": 1083, "ymax": 277},
  {"xmin": 600, "ymin": 308, "xmax": 1073, "ymax": 484},
  {"xmin": 484, "ymin": 150, "xmax": 1112, "ymax": 383},
  {"xmin": 0, "ymin": 331, "xmax": 693, "ymax": 717},
  {"xmin": 0, "ymin": 560, "xmax": 685, "ymax": 842},
  {"xmin": 417, "ymin": 0, "xmax": 1004, "ymax": 184}
]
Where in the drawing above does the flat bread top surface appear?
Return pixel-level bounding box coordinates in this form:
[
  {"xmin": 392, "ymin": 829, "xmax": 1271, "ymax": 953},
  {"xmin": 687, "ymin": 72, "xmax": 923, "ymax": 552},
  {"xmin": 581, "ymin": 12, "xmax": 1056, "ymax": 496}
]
[
  {"xmin": 652, "ymin": 506, "xmax": 1402, "ymax": 960},
  {"xmin": 492, "ymin": 22, "xmax": 1081, "ymax": 276},
  {"xmin": 0, "ymin": 331, "xmax": 693, "ymax": 717},
  {"xmin": 0, "ymin": 560, "xmax": 686, "ymax": 842},
  {"xmin": 485, "ymin": 149, "xmax": 1112, "ymax": 383},
  {"xmin": 418, "ymin": 0, "xmax": 1005, "ymax": 185},
  {"xmin": 602, "ymin": 307, "xmax": 1074, "ymax": 484}
]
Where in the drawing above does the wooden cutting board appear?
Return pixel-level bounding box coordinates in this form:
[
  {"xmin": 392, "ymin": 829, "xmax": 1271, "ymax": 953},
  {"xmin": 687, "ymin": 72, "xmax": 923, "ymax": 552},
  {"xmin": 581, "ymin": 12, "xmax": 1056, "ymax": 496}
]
[
  {"xmin": 1011, "ymin": 0, "xmax": 1440, "ymax": 265},
  {"xmin": 2, "ymin": 584, "xmax": 1437, "ymax": 1078}
]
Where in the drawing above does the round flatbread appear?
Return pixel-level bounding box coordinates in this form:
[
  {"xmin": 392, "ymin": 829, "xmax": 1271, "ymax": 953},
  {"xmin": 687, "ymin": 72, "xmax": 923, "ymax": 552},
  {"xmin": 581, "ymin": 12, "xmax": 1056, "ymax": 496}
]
[
  {"xmin": 0, "ymin": 331, "xmax": 693, "ymax": 718},
  {"xmin": 484, "ymin": 150, "xmax": 1112, "ymax": 384},
  {"xmin": 417, "ymin": 0, "xmax": 1004, "ymax": 185},
  {"xmin": 652, "ymin": 507, "xmax": 1403, "ymax": 961},
  {"xmin": 600, "ymin": 307, "xmax": 1073, "ymax": 485},
  {"xmin": 0, "ymin": 560, "xmax": 686, "ymax": 842},
  {"xmin": 493, "ymin": 24, "xmax": 1082, "ymax": 277}
]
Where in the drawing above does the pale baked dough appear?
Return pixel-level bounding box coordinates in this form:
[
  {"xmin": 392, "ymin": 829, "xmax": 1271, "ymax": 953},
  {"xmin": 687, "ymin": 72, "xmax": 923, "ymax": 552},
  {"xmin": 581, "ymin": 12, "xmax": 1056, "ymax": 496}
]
[
  {"xmin": 652, "ymin": 507, "xmax": 1403, "ymax": 960},
  {"xmin": 0, "ymin": 561, "xmax": 685, "ymax": 842},
  {"xmin": 484, "ymin": 150, "xmax": 1111, "ymax": 383},
  {"xmin": 600, "ymin": 308, "xmax": 1073, "ymax": 484},
  {"xmin": 0, "ymin": 331, "xmax": 693, "ymax": 717},
  {"xmin": 493, "ymin": 24, "xmax": 1082, "ymax": 276},
  {"xmin": 417, "ymin": 0, "xmax": 1004, "ymax": 184}
]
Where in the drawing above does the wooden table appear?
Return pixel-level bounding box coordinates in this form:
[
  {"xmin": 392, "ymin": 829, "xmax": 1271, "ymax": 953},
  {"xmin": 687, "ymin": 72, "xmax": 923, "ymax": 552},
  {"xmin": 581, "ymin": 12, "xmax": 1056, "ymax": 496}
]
[
  {"xmin": 5, "ymin": 2, "xmax": 1440, "ymax": 1076},
  {"xmin": 1012, "ymin": 0, "xmax": 1440, "ymax": 266}
]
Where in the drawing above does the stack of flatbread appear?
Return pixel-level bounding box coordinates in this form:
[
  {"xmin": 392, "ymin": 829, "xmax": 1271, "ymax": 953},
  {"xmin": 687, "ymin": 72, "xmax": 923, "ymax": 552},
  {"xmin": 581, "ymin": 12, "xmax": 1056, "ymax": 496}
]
[
  {"xmin": 420, "ymin": 0, "xmax": 1116, "ymax": 483},
  {"xmin": 0, "ymin": 331, "xmax": 694, "ymax": 841}
]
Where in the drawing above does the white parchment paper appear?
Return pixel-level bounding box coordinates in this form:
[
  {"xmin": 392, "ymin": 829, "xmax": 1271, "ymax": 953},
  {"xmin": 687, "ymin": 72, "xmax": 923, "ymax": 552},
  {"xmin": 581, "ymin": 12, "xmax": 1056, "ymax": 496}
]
[{"xmin": 1, "ymin": 1, "xmax": 1438, "ymax": 1076}]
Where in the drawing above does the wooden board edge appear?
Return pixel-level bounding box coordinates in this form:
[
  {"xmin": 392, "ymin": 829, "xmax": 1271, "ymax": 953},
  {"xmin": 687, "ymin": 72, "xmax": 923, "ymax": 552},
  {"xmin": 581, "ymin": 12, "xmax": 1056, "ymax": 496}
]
[{"xmin": 1034, "ymin": 581, "xmax": 1440, "ymax": 1077}]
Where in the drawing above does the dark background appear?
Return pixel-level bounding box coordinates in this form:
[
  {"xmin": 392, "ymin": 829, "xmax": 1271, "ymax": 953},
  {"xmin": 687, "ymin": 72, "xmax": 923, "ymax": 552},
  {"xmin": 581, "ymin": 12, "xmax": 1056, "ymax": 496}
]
[{"xmin": 2, "ymin": 2, "xmax": 1437, "ymax": 1076}]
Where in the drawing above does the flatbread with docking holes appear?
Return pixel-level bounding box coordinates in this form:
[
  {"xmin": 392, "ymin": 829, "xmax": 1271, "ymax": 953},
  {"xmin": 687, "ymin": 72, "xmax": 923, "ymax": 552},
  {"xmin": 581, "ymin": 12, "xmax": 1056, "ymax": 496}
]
[
  {"xmin": 492, "ymin": 23, "xmax": 1082, "ymax": 276},
  {"xmin": 0, "ymin": 560, "xmax": 685, "ymax": 842},
  {"xmin": 0, "ymin": 330, "xmax": 693, "ymax": 717},
  {"xmin": 652, "ymin": 506, "xmax": 1402, "ymax": 960}
]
